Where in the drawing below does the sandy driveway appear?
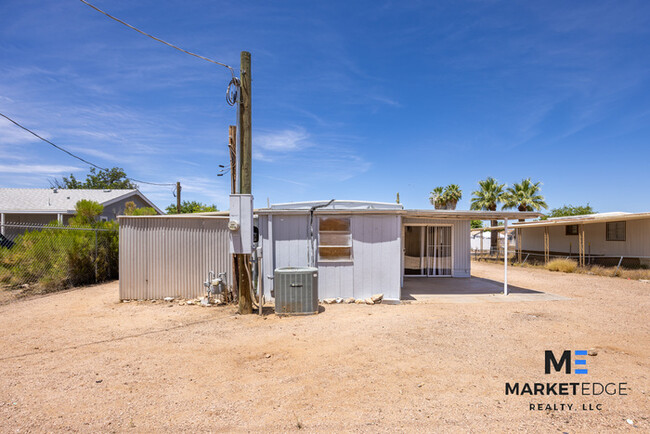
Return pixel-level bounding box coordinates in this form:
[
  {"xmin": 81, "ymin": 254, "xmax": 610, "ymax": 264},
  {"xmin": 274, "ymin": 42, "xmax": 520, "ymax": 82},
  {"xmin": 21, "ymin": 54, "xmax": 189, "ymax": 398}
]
[{"xmin": 0, "ymin": 262, "xmax": 648, "ymax": 432}]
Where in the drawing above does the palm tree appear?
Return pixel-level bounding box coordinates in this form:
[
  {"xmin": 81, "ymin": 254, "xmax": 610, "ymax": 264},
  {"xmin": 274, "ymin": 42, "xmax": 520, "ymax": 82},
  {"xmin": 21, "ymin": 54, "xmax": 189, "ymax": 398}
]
[
  {"xmin": 429, "ymin": 186, "xmax": 445, "ymax": 209},
  {"xmin": 470, "ymin": 177, "xmax": 506, "ymax": 254},
  {"xmin": 502, "ymin": 178, "xmax": 548, "ymax": 221},
  {"xmin": 443, "ymin": 184, "xmax": 462, "ymax": 210}
]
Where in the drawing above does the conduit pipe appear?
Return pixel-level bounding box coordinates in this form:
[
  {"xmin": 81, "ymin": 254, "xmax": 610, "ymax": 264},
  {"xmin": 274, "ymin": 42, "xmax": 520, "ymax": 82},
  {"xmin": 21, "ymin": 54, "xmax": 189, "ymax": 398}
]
[{"xmin": 308, "ymin": 199, "xmax": 335, "ymax": 267}]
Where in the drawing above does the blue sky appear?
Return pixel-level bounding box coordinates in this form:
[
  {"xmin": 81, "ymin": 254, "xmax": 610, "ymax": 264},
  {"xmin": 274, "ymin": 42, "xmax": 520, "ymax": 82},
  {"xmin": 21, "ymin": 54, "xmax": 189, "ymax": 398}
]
[{"xmin": 1, "ymin": 0, "xmax": 649, "ymax": 212}]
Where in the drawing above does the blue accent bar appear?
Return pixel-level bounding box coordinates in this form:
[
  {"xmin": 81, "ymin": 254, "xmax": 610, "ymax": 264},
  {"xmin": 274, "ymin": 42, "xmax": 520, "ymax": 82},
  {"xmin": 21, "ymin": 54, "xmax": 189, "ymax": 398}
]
[
  {"xmin": 575, "ymin": 350, "xmax": 588, "ymax": 355},
  {"xmin": 575, "ymin": 359, "xmax": 587, "ymax": 365},
  {"xmin": 575, "ymin": 369, "xmax": 588, "ymax": 374}
]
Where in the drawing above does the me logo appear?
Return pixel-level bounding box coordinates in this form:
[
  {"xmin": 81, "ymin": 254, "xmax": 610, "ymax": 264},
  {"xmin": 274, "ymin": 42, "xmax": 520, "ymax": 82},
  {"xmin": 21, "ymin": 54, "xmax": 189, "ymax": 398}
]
[{"xmin": 544, "ymin": 350, "xmax": 588, "ymax": 374}]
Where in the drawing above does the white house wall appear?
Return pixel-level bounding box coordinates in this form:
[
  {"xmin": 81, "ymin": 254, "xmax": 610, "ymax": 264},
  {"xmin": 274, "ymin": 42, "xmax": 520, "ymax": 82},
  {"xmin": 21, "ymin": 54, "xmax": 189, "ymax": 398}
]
[
  {"xmin": 349, "ymin": 215, "xmax": 401, "ymax": 300},
  {"xmin": 520, "ymin": 218, "xmax": 650, "ymax": 257},
  {"xmin": 402, "ymin": 217, "xmax": 471, "ymax": 277}
]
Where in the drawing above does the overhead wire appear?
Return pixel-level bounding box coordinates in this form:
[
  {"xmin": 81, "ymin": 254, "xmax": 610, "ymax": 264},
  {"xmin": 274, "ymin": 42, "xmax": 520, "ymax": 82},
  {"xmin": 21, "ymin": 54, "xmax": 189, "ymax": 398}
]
[
  {"xmin": 78, "ymin": 0, "xmax": 236, "ymax": 79},
  {"xmin": 0, "ymin": 112, "xmax": 175, "ymax": 187}
]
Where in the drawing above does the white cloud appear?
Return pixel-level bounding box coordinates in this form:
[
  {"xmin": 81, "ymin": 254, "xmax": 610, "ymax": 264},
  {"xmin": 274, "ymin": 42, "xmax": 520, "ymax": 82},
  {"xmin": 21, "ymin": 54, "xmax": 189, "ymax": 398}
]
[
  {"xmin": 0, "ymin": 164, "xmax": 83, "ymax": 174},
  {"xmin": 256, "ymin": 128, "xmax": 310, "ymax": 152},
  {"xmin": 0, "ymin": 117, "xmax": 47, "ymax": 145}
]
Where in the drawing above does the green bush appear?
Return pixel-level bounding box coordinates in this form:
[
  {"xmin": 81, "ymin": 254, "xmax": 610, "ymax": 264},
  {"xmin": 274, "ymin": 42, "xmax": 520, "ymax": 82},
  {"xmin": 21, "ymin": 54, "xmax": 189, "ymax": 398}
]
[{"xmin": 0, "ymin": 221, "xmax": 118, "ymax": 292}]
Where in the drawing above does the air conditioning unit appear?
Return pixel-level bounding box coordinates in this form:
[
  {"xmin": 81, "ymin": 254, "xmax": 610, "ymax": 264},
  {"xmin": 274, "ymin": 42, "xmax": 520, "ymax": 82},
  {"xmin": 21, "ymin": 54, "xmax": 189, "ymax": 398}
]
[{"xmin": 274, "ymin": 267, "xmax": 319, "ymax": 315}]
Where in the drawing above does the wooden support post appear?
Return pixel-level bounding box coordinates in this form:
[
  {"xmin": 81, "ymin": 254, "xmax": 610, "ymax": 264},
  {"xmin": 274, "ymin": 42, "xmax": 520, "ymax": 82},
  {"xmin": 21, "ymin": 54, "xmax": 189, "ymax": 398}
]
[
  {"xmin": 237, "ymin": 51, "xmax": 253, "ymax": 315},
  {"xmin": 544, "ymin": 227, "xmax": 550, "ymax": 264},
  {"xmin": 578, "ymin": 225, "xmax": 585, "ymax": 267},
  {"xmin": 517, "ymin": 228, "xmax": 522, "ymax": 263}
]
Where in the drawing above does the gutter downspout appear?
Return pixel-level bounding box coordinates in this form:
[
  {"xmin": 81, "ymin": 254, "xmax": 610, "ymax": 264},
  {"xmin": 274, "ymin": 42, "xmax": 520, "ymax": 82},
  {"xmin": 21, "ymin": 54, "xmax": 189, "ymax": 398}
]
[{"xmin": 309, "ymin": 199, "xmax": 335, "ymax": 267}]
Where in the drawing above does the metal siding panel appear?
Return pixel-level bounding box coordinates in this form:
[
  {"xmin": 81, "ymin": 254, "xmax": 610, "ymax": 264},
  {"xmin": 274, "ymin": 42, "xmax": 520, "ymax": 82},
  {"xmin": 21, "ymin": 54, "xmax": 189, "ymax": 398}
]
[
  {"xmin": 118, "ymin": 217, "xmax": 230, "ymax": 299},
  {"xmin": 350, "ymin": 215, "xmax": 401, "ymax": 300}
]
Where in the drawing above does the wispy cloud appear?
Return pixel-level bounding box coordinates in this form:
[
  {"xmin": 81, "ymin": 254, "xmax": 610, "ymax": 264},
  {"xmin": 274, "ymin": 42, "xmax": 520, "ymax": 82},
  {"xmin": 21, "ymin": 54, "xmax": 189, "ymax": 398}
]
[
  {"xmin": 0, "ymin": 117, "xmax": 48, "ymax": 146},
  {"xmin": 253, "ymin": 127, "xmax": 311, "ymax": 161},
  {"xmin": 0, "ymin": 164, "xmax": 82, "ymax": 174},
  {"xmin": 256, "ymin": 128, "xmax": 309, "ymax": 151}
]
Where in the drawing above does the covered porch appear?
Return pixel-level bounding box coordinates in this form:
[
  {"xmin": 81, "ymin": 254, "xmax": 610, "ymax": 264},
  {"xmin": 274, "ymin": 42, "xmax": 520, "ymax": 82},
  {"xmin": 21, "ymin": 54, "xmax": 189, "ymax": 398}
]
[
  {"xmin": 401, "ymin": 210, "xmax": 543, "ymax": 298},
  {"xmin": 400, "ymin": 275, "xmax": 566, "ymax": 303}
]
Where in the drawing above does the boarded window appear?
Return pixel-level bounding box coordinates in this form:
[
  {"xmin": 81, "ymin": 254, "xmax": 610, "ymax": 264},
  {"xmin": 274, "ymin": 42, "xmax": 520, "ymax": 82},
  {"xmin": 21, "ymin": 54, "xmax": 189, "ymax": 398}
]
[
  {"xmin": 606, "ymin": 221, "xmax": 625, "ymax": 241},
  {"xmin": 565, "ymin": 225, "xmax": 578, "ymax": 236},
  {"xmin": 318, "ymin": 217, "xmax": 352, "ymax": 262}
]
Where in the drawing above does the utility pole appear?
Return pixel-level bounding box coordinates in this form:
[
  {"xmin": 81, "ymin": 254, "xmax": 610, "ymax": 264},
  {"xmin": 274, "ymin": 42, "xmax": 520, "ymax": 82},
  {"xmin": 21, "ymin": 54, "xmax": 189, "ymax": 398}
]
[
  {"xmin": 237, "ymin": 51, "xmax": 253, "ymax": 314},
  {"xmin": 228, "ymin": 125, "xmax": 237, "ymax": 195},
  {"xmin": 176, "ymin": 182, "xmax": 181, "ymax": 214},
  {"xmin": 228, "ymin": 125, "xmax": 237, "ymax": 304}
]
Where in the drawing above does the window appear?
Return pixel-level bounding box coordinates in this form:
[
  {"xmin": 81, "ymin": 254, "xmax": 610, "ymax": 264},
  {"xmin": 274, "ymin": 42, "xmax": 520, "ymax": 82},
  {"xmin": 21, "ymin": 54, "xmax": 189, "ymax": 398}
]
[
  {"xmin": 565, "ymin": 225, "xmax": 578, "ymax": 236},
  {"xmin": 99, "ymin": 216, "xmax": 109, "ymax": 222},
  {"xmin": 606, "ymin": 221, "xmax": 625, "ymax": 241},
  {"xmin": 318, "ymin": 217, "xmax": 352, "ymax": 262}
]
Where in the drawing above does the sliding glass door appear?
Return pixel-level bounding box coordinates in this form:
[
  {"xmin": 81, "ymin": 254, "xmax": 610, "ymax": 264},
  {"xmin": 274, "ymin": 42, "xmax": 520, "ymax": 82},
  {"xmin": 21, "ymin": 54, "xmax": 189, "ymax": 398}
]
[{"xmin": 404, "ymin": 225, "xmax": 452, "ymax": 277}]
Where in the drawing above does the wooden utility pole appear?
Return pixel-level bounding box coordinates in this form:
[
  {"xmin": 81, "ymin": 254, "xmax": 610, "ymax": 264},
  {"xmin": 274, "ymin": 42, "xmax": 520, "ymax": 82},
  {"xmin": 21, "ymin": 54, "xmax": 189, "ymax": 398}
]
[
  {"xmin": 237, "ymin": 51, "xmax": 253, "ymax": 314},
  {"xmin": 228, "ymin": 125, "xmax": 237, "ymax": 194},
  {"xmin": 228, "ymin": 125, "xmax": 237, "ymax": 304},
  {"xmin": 176, "ymin": 182, "xmax": 181, "ymax": 213}
]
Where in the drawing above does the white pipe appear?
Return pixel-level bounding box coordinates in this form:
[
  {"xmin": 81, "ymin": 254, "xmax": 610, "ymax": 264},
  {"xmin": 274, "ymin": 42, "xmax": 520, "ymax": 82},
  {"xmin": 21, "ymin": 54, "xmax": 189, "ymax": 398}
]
[{"xmin": 504, "ymin": 218, "xmax": 509, "ymax": 296}]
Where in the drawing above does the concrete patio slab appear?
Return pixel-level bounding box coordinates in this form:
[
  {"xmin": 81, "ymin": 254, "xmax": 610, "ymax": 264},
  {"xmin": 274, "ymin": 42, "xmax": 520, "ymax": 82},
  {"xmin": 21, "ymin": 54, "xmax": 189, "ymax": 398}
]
[{"xmin": 401, "ymin": 276, "xmax": 568, "ymax": 303}]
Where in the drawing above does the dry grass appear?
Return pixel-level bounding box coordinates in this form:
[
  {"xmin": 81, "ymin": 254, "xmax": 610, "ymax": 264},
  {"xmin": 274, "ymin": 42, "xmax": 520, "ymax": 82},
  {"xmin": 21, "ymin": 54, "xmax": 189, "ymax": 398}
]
[
  {"xmin": 576, "ymin": 264, "xmax": 650, "ymax": 280},
  {"xmin": 546, "ymin": 258, "xmax": 578, "ymax": 273},
  {"xmin": 479, "ymin": 257, "xmax": 650, "ymax": 281}
]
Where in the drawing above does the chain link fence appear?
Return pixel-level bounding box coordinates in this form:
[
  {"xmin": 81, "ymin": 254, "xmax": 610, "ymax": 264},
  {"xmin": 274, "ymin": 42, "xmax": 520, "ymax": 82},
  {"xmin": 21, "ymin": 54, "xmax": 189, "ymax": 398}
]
[
  {"xmin": 472, "ymin": 249, "xmax": 650, "ymax": 271},
  {"xmin": 0, "ymin": 223, "xmax": 119, "ymax": 292}
]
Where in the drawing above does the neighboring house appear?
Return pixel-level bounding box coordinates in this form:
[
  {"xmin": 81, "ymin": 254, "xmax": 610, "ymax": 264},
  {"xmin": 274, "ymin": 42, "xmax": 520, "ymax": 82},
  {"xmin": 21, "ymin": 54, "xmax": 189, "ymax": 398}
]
[
  {"xmin": 0, "ymin": 188, "xmax": 162, "ymax": 238},
  {"xmin": 118, "ymin": 200, "xmax": 539, "ymax": 301},
  {"xmin": 511, "ymin": 212, "xmax": 650, "ymax": 267},
  {"xmin": 470, "ymin": 229, "xmax": 493, "ymax": 251}
]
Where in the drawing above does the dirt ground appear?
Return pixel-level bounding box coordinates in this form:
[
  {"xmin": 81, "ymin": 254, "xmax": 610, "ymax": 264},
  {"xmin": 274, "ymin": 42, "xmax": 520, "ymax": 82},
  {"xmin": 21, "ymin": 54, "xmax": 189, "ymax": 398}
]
[{"xmin": 1, "ymin": 262, "xmax": 648, "ymax": 432}]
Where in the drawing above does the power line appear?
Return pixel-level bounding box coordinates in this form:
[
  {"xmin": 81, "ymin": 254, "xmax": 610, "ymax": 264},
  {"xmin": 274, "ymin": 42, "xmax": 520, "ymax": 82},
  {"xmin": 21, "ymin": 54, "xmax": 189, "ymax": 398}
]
[
  {"xmin": 0, "ymin": 112, "xmax": 175, "ymax": 187},
  {"xmin": 78, "ymin": 0, "xmax": 236, "ymax": 78}
]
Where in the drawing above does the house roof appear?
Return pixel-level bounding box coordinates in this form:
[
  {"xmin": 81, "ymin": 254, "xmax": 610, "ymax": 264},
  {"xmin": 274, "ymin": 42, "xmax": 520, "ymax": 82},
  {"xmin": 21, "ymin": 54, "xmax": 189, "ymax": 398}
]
[
  {"xmin": 269, "ymin": 200, "xmax": 404, "ymax": 211},
  {"xmin": 509, "ymin": 211, "xmax": 650, "ymax": 229},
  {"xmin": 0, "ymin": 188, "xmax": 162, "ymax": 214},
  {"xmin": 255, "ymin": 200, "xmax": 542, "ymax": 220},
  {"xmin": 475, "ymin": 211, "xmax": 650, "ymax": 231}
]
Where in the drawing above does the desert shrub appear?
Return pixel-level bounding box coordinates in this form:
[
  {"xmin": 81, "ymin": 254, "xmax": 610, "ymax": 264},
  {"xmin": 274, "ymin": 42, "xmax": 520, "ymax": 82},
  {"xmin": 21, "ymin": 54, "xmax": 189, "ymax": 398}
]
[
  {"xmin": 70, "ymin": 200, "xmax": 104, "ymax": 225},
  {"xmin": 546, "ymin": 258, "xmax": 577, "ymax": 273},
  {"xmin": 124, "ymin": 201, "xmax": 157, "ymax": 216},
  {"xmin": 617, "ymin": 268, "xmax": 650, "ymax": 280},
  {"xmin": 0, "ymin": 221, "xmax": 118, "ymax": 292}
]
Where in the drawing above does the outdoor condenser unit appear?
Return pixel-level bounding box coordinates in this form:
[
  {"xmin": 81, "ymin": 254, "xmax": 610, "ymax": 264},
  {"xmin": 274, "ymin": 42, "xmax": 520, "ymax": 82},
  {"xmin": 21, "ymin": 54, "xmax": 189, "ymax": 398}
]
[{"xmin": 274, "ymin": 267, "xmax": 319, "ymax": 315}]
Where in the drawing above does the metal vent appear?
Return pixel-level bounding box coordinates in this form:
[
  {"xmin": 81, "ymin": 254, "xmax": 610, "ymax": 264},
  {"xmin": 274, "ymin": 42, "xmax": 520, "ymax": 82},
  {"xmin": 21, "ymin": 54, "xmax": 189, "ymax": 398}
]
[{"xmin": 274, "ymin": 267, "xmax": 319, "ymax": 315}]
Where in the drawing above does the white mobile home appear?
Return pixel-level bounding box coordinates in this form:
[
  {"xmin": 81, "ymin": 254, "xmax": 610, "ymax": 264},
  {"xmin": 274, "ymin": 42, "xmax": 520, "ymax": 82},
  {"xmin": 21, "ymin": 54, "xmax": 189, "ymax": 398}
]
[
  {"xmin": 257, "ymin": 201, "xmax": 539, "ymax": 302},
  {"xmin": 513, "ymin": 212, "xmax": 650, "ymax": 267},
  {"xmin": 118, "ymin": 200, "xmax": 539, "ymax": 301}
]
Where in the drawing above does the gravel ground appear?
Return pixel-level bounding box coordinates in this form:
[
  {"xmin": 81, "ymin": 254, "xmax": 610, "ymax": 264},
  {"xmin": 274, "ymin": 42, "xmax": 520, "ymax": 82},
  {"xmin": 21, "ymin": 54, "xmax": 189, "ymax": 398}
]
[{"xmin": 0, "ymin": 262, "xmax": 648, "ymax": 432}]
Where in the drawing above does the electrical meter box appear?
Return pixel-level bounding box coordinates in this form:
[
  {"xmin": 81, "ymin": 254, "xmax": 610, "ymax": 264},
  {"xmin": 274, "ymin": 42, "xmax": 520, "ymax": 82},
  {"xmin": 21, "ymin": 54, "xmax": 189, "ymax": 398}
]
[{"xmin": 229, "ymin": 194, "xmax": 253, "ymax": 254}]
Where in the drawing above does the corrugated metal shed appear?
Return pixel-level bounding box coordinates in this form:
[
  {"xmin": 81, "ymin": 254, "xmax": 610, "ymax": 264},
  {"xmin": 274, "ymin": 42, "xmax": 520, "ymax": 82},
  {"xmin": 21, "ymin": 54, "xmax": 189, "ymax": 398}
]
[{"xmin": 119, "ymin": 216, "xmax": 230, "ymax": 299}]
